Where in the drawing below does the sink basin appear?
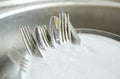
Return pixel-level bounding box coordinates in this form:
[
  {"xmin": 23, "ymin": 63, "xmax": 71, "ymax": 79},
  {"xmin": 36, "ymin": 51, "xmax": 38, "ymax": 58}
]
[
  {"xmin": 0, "ymin": 2, "xmax": 120, "ymax": 55},
  {"xmin": 0, "ymin": 2, "xmax": 120, "ymax": 79}
]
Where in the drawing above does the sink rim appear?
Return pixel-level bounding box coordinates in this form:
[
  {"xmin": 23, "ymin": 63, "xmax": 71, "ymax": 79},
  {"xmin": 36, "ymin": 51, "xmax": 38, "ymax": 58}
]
[{"xmin": 0, "ymin": 2, "xmax": 120, "ymax": 19}]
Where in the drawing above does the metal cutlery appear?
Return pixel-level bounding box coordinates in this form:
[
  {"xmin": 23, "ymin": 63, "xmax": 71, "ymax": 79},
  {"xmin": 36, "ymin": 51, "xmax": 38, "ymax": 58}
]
[
  {"xmin": 20, "ymin": 26, "xmax": 42, "ymax": 57},
  {"xmin": 7, "ymin": 49, "xmax": 30, "ymax": 72},
  {"xmin": 20, "ymin": 13, "xmax": 80, "ymax": 58},
  {"xmin": 66, "ymin": 13, "xmax": 81, "ymax": 45},
  {"xmin": 49, "ymin": 12, "xmax": 80, "ymax": 45},
  {"xmin": 35, "ymin": 25, "xmax": 52, "ymax": 51},
  {"xmin": 49, "ymin": 16, "xmax": 60, "ymax": 45}
]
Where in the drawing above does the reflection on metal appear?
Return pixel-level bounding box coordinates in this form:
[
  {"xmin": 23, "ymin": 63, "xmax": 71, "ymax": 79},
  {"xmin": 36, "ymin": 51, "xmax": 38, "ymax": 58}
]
[{"xmin": 0, "ymin": 0, "xmax": 46, "ymax": 7}]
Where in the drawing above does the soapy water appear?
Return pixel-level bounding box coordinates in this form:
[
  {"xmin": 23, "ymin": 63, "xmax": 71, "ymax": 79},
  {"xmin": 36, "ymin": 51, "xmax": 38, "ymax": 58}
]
[{"xmin": 21, "ymin": 33, "xmax": 120, "ymax": 79}]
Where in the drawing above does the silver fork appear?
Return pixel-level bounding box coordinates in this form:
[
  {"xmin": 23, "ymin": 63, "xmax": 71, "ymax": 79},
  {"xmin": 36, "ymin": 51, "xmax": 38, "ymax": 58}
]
[
  {"xmin": 49, "ymin": 14, "xmax": 70, "ymax": 45},
  {"xmin": 59, "ymin": 12, "xmax": 81, "ymax": 45},
  {"xmin": 35, "ymin": 25, "xmax": 52, "ymax": 51},
  {"xmin": 66, "ymin": 13, "xmax": 81, "ymax": 45},
  {"xmin": 20, "ymin": 26, "xmax": 43, "ymax": 57},
  {"xmin": 58, "ymin": 12, "xmax": 71, "ymax": 44},
  {"xmin": 49, "ymin": 16, "xmax": 60, "ymax": 45},
  {"xmin": 7, "ymin": 49, "xmax": 30, "ymax": 72}
]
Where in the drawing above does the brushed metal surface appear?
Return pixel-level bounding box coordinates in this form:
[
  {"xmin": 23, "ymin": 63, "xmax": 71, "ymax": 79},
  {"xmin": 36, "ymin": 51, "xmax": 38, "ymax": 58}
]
[{"xmin": 0, "ymin": 2, "xmax": 120, "ymax": 79}]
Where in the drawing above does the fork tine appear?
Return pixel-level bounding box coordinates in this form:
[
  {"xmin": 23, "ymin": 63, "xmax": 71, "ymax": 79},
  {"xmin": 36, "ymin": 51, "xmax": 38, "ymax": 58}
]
[
  {"xmin": 59, "ymin": 12, "xmax": 70, "ymax": 44},
  {"xmin": 20, "ymin": 60, "xmax": 29, "ymax": 68},
  {"xmin": 8, "ymin": 50, "xmax": 21, "ymax": 64},
  {"xmin": 41, "ymin": 25, "xmax": 49, "ymax": 47},
  {"xmin": 26, "ymin": 26, "xmax": 36, "ymax": 49},
  {"xmin": 13, "ymin": 50, "xmax": 29, "ymax": 63},
  {"xmin": 7, "ymin": 49, "xmax": 29, "ymax": 72},
  {"xmin": 21, "ymin": 26, "xmax": 43, "ymax": 57},
  {"xmin": 35, "ymin": 26, "xmax": 42, "ymax": 48},
  {"xmin": 44, "ymin": 25, "xmax": 52, "ymax": 46},
  {"xmin": 20, "ymin": 28, "xmax": 32, "ymax": 56},
  {"xmin": 59, "ymin": 13, "xmax": 63, "ymax": 44},
  {"xmin": 20, "ymin": 59, "xmax": 29, "ymax": 72},
  {"xmin": 40, "ymin": 26, "xmax": 47, "ymax": 50},
  {"xmin": 67, "ymin": 13, "xmax": 72, "ymax": 43},
  {"xmin": 67, "ymin": 13, "xmax": 80, "ymax": 45},
  {"xmin": 66, "ymin": 14, "xmax": 72, "ymax": 42},
  {"xmin": 64, "ymin": 13, "xmax": 67, "ymax": 41},
  {"xmin": 35, "ymin": 26, "xmax": 44, "ymax": 48},
  {"xmin": 35, "ymin": 26, "xmax": 47, "ymax": 50},
  {"xmin": 16, "ymin": 51, "xmax": 29, "ymax": 63},
  {"xmin": 43, "ymin": 25, "xmax": 51, "ymax": 46},
  {"xmin": 63, "ymin": 13, "xmax": 69, "ymax": 42},
  {"xmin": 61, "ymin": 12, "xmax": 66, "ymax": 43},
  {"xmin": 24, "ymin": 27, "xmax": 36, "ymax": 50}
]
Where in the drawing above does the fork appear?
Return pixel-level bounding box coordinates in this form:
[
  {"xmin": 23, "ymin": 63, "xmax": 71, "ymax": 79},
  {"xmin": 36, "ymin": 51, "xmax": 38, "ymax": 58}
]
[
  {"xmin": 49, "ymin": 12, "xmax": 80, "ymax": 45},
  {"xmin": 58, "ymin": 12, "xmax": 71, "ymax": 44},
  {"xmin": 7, "ymin": 49, "xmax": 30, "ymax": 72},
  {"xmin": 66, "ymin": 13, "xmax": 81, "ymax": 45},
  {"xmin": 20, "ymin": 26, "xmax": 43, "ymax": 57},
  {"xmin": 49, "ymin": 16, "xmax": 60, "ymax": 45},
  {"xmin": 59, "ymin": 12, "xmax": 81, "ymax": 45},
  {"xmin": 49, "ymin": 14, "xmax": 70, "ymax": 45},
  {"xmin": 35, "ymin": 25, "xmax": 52, "ymax": 51}
]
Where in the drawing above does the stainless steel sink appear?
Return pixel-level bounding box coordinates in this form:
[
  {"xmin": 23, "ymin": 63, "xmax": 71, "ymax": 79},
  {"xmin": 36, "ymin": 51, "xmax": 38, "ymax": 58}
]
[
  {"xmin": 0, "ymin": 2, "xmax": 120, "ymax": 55},
  {"xmin": 0, "ymin": 2, "xmax": 120, "ymax": 78}
]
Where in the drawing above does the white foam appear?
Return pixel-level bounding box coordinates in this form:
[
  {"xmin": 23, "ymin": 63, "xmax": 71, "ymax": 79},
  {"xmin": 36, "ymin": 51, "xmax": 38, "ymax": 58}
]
[{"xmin": 21, "ymin": 33, "xmax": 120, "ymax": 79}]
